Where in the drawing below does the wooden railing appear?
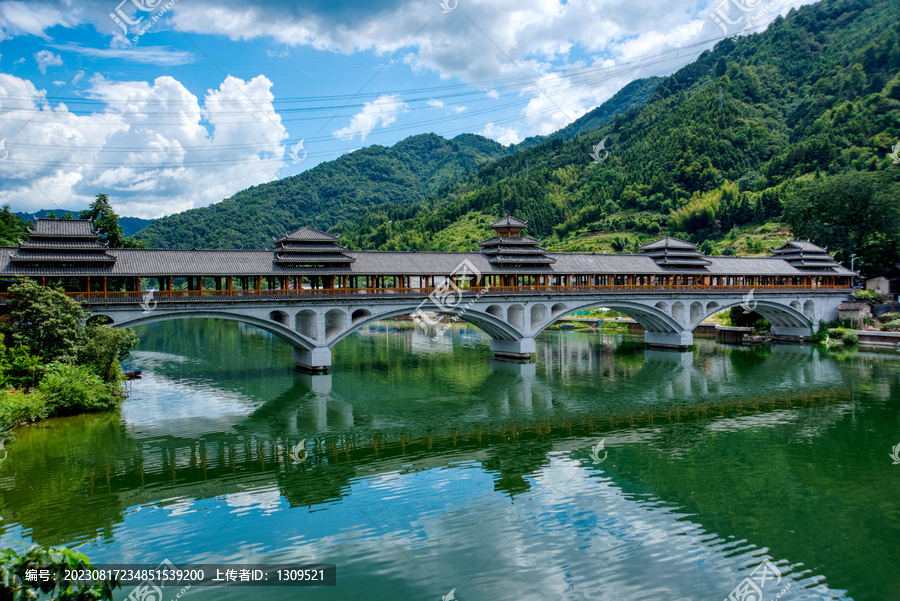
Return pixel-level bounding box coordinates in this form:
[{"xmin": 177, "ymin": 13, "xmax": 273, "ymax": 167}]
[{"xmin": 0, "ymin": 282, "xmax": 849, "ymax": 303}]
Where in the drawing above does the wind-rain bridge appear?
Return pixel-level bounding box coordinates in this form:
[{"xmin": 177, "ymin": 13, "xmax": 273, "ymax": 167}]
[{"xmin": 0, "ymin": 216, "xmax": 853, "ymax": 372}]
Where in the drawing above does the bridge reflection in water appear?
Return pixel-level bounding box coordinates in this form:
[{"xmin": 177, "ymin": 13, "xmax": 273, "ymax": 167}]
[
  {"xmin": 0, "ymin": 322, "xmax": 860, "ymax": 544},
  {"xmin": 3, "ymin": 318, "xmax": 895, "ymax": 598}
]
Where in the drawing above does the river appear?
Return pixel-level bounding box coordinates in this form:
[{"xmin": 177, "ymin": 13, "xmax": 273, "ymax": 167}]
[{"xmin": 2, "ymin": 319, "xmax": 898, "ymax": 600}]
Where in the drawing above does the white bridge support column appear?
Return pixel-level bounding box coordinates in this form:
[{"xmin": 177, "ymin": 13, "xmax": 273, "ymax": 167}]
[
  {"xmin": 293, "ymin": 346, "xmax": 332, "ymax": 373},
  {"xmin": 644, "ymin": 331, "xmax": 693, "ymax": 350},
  {"xmin": 490, "ymin": 337, "xmax": 536, "ymax": 361}
]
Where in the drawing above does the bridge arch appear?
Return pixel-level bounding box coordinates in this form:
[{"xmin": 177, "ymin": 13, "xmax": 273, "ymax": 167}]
[
  {"xmin": 698, "ymin": 299, "xmax": 810, "ymax": 329},
  {"xmin": 529, "ymin": 300, "xmax": 684, "ymax": 338},
  {"xmin": 325, "ymin": 302, "xmax": 524, "ymax": 349},
  {"xmin": 105, "ymin": 310, "xmax": 319, "ymax": 351}
]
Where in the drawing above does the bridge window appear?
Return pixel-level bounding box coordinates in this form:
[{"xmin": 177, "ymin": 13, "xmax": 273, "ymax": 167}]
[
  {"xmin": 351, "ymin": 309, "xmax": 372, "ymax": 325},
  {"xmin": 268, "ymin": 310, "xmax": 289, "ymax": 326},
  {"xmin": 530, "ymin": 304, "xmax": 547, "ymax": 327},
  {"xmin": 508, "ymin": 305, "xmax": 524, "ymax": 329},
  {"xmin": 325, "ymin": 309, "xmax": 347, "ymax": 339},
  {"xmin": 551, "ymin": 303, "xmax": 568, "ymax": 318},
  {"xmin": 296, "ymin": 310, "xmax": 317, "ymax": 340},
  {"xmin": 486, "ymin": 305, "xmax": 503, "ymax": 319}
]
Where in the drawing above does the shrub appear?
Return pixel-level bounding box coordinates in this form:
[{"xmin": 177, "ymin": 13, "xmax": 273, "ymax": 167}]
[
  {"xmin": 842, "ymin": 330, "xmax": 859, "ymax": 346},
  {"xmin": 883, "ymin": 318, "xmax": 900, "ymax": 332},
  {"xmin": 37, "ymin": 363, "xmax": 122, "ymax": 416},
  {"xmin": 851, "ymin": 289, "xmax": 880, "ymax": 303},
  {"xmin": 751, "ymin": 318, "xmax": 772, "ymax": 334},
  {"xmin": 0, "ymin": 544, "xmax": 120, "ymax": 600},
  {"xmin": 0, "ymin": 343, "xmax": 43, "ymax": 390},
  {"xmin": 0, "ymin": 390, "xmax": 48, "ymax": 432}
]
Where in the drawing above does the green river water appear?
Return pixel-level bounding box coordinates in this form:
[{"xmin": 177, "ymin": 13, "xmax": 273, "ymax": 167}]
[{"xmin": 2, "ymin": 319, "xmax": 899, "ymax": 600}]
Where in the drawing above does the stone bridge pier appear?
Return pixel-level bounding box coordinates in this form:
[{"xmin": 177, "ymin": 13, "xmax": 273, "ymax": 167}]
[{"xmin": 89, "ymin": 290, "xmax": 846, "ymax": 373}]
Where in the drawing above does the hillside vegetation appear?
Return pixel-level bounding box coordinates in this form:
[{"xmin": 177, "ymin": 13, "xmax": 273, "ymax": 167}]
[{"xmin": 334, "ymin": 0, "xmax": 900, "ymax": 277}]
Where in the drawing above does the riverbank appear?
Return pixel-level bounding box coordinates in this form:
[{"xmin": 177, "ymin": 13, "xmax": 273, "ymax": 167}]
[{"xmin": 0, "ymin": 363, "xmax": 127, "ymax": 434}]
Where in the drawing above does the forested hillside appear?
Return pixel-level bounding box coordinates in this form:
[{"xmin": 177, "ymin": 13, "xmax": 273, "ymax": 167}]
[
  {"xmin": 136, "ymin": 133, "xmax": 510, "ymax": 249},
  {"xmin": 335, "ymin": 0, "xmax": 900, "ymax": 277}
]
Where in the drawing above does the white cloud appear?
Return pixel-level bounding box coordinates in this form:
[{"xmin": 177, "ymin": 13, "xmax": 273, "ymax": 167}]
[
  {"xmin": 480, "ymin": 123, "xmax": 520, "ymax": 146},
  {"xmin": 0, "ymin": 0, "xmax": 822, "ymax": 138},
  {"xmin": 332, "ymin": 94, "xmax": 408, "ymax": 142},
  {"xmin": 0, "ymin": 1, "xmax": 81, "ymax": 40},
  {"xmin": 34, "ymin": 49, "xmax": 62, "ymax": 73},
  {"xmin": 51, "ymin": 43, "xmax": 195, "ymax": 66},
  {"xmin": 427, "ymin": 98, "xmax": 467, "ymax": 113},
  {"xmin": 0, "ymin": 72, "xmax": 288, "ymax": 218}
]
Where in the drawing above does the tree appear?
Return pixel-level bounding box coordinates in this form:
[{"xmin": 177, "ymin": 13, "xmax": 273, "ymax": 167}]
[
  {"xmin": 782, "ymin": 171, "xmax": 900, "ymax": 276},
  {"xmin": 7, "ymin": 279, "xmax": 85, "ymax": 363},
  {"xmin": 80, "ymin": 194, "xmax": 145, "ymax": 248},
  {"xmin": 0, "ymin": 205, "xmax": 29, "ymax": 246},
  {"xmin": 79, "ymin": 325, "xmax": 139, "ymax": 382}
]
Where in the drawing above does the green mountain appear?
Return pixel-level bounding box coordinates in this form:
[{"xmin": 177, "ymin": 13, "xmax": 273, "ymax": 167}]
[
  {"xmin": 136, "ymin": 133, "xmax": 511, "ymax": 249},
  {"xmin": 135, "ymin": 68, "xmax": 661, "ymax": 250},
  {"xmin": 335, "ymin": 0, "xmax": 900, "ymax": 276}
]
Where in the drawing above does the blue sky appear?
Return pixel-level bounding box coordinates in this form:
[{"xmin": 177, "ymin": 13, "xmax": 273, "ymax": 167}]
[{"xmin": 0, "ymin": 0, "xmax": 816, "ymax": 218}]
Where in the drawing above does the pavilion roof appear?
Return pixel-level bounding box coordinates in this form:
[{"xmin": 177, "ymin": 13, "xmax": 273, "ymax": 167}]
[
  {"xmin": 639, "ymin": 237, "xmax": 698, "ymax": 251},
  {"xmin": 273, "ymin": 226, "xmax": 339, "ymax": 243},
  {"xmin": 490, "ymin": 215, "xmax": 527, "ymax": 228}
]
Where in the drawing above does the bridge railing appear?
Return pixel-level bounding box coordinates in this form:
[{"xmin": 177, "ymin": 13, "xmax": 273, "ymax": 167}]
[{"xmin": 0, "ymin": 282, "xmax": 846, "ymax": 303}]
